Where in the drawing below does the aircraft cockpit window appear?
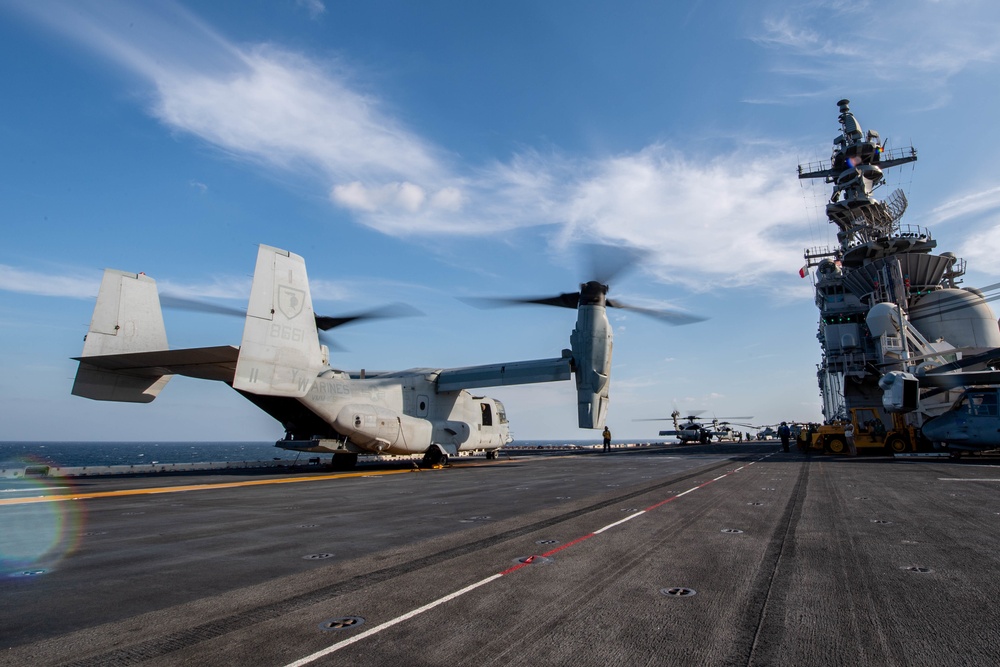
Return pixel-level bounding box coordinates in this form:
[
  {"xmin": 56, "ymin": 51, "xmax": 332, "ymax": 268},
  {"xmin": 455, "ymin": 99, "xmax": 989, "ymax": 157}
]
[
  {"xmin": 495, "ymin": 400, "xmax": 508, "ymax": 424},
  {"xmin": 967, "ymin": 392, "xmax": 998, "ymax": 417},
  {"xmin": 481, "ymin": 402, "xmax": 493, "ymax": 426}
]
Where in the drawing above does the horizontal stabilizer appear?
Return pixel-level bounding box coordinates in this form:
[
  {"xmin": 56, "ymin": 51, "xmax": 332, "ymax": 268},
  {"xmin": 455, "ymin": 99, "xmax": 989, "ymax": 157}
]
[
  {"xmin": 436, "ymin": 356, "xmax": 572, "ymax": 392},
  {"xmin": 73, "ymin": 346, "xmax": 240, "ymax": 382},
  {"xmin": 73, "ymin": 365, "xmax": 170, "ymax": 403}
]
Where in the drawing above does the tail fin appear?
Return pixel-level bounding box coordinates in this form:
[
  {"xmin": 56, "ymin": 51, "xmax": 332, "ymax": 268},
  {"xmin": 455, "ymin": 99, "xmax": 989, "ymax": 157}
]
[
  {"xmin": 72, "ymin": 269, "xmax": 171, "ymax": 402},
  {"xmin": 233, "ymin": 245, "xmax": 326, "ymax": 397}
]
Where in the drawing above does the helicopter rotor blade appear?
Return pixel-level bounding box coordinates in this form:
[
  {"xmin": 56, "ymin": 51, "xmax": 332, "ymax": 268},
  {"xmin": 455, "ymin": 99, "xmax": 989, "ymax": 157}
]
[
  {"xmin": 581, "ymin": 242, "xmax": 649, "ymax": 286},
  {"xmin": 460, "ymin": 243, "xmax": 707, "ymax": 325},
  {"xmin": 162, "ymin": 294, "xmax": 419, "ymax": 353},
  {"xmin": 160, "ymin": 294, "xmax": 247, "ymax": 319},
  {"xmin": 605, "ymin": 298, "xmax": 707, "ymax": 326},
  {"xmin": 314, "ymin": 302, "xmax": 422, "ymax": 331},
  {"xmin": 459, "ymin": 293, "xmax": 581, "ymax": 310}
]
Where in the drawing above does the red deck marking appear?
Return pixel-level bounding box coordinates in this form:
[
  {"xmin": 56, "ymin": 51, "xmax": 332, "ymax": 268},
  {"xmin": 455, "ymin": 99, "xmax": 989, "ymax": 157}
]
[{"xmin": 284, "ymin": 454, "xmax": 770, "ymax": 666}]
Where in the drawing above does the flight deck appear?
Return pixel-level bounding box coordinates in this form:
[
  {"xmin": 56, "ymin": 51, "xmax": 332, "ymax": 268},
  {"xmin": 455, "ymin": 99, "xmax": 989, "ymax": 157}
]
[{"xmin": 2, "ymin": 444, "xmax": 999, "ymax": 666}]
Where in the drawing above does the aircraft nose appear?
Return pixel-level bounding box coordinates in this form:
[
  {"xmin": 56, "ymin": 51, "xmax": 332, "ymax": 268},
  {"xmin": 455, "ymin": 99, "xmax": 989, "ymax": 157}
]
[{"xmin": 921, "ymin": 415, "xmax": 953, "ymax": 441}]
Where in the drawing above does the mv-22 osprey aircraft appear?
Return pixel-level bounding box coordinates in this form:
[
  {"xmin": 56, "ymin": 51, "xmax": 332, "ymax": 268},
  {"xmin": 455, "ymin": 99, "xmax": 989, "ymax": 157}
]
[{"xmin": 72, "ymin": 244, "xmax": 702, "ymax": 468}]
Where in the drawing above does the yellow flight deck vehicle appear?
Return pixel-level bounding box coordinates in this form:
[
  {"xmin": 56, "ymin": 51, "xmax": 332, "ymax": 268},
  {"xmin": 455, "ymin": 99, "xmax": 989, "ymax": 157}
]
[{"xmin": 800, "ymin": 407, "xmax": 922, "ymax": 455}]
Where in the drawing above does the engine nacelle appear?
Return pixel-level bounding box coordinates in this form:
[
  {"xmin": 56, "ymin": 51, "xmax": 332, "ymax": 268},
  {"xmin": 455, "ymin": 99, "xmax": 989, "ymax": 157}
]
[{"xmin": 571, "ymin": 303, "xmax": 612, "ymax": 429}]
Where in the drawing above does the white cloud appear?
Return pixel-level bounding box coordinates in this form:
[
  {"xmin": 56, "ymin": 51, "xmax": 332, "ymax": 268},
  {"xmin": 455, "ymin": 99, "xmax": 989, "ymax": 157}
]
[
  {"xmin": 925, "ymin": 185, "xmax": 1000, "ymax": 226},
  {"xmin": 331, "ymin": 181, "xmax": 429, "ymax": 214},
  {"xmin": 5, "ymin": 1, "xmax": 824, "ymax": 292},
  {"xmin": 753, "ymin": 1, "xmax": 1000, "ymax": 103},
  {"xmin": 296, "ymin": 0, "xmax": 325, "ymax": 20},
  {"xmin": 0, "ymin": 265, "xmax": 100, "ymax": 298},
  {"xmin": 956, "ymin": 222, "xmax": 1000, "ymax": 276}
]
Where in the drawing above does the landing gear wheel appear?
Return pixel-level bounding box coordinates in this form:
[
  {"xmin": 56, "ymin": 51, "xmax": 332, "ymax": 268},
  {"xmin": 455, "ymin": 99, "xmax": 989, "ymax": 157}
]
[
  {"xmin": 330, "ymin": 453, "xmax": 358, "ymax": 470},
  {"xmin": 949, "ymin": 450, "xmax": 964, "ymax": 460},
  {"xmin": 886, "ymin": 437, "xmax": 908, "ymax": 455},
  {"xmin": 421, "ymin": 448, "xmax": 448, "ymax": 468},
  {"xmin": 827, "ymin": 437, "xmax": 847, "ymax": 455},
  {"xmin": 485, "ymin": 450, "xmax": 497, "ymax": 460}
]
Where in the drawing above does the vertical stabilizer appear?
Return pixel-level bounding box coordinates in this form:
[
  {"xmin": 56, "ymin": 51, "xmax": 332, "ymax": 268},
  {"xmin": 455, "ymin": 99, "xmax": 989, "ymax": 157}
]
[
  {"xmin": 233, "ymin": 245, "xmax": 325, "ymax": 397},
  {"xmin": 72, "ymin": 269, "xmax": 171, "ymax": 402}
]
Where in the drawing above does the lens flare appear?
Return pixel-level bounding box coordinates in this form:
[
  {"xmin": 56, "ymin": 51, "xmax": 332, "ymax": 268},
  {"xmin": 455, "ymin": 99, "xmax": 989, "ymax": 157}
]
[{"xmin": 0, "ymin": 457, "xmax": 84, "ymax": 576}]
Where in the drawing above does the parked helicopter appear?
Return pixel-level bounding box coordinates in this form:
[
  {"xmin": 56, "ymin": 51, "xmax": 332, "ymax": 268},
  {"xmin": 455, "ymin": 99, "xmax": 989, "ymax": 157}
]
[
  {"xmin": 918, "ymin": 386, "xmax": 1000, "ymax": 458},
  {"xmin": 636, "ymin": 410, "xmax": 754, "ymax": 444},
  {"xmin": 866, "ymin": 297, "xmax": 1000, "ymax": 458},
  {"xmin": 72, "ymin": 244, "xmax": 704, "ymax": 468}
]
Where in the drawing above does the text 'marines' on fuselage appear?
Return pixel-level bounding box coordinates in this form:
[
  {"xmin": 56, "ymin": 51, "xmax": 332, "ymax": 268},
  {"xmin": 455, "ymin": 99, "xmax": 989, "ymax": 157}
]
[{"xmin": 71, "ymin": 244, "xmax": 704, "ymax": 468}]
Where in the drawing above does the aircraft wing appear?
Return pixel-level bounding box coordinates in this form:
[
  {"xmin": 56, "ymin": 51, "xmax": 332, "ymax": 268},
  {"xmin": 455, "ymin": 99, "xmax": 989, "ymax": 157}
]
[
  {"xmin": 434, "ymin": 355, "xmax": 573, "ymax": 392},
  {"xmin": 73, "ymin": 346, "xmax": 240, "ymax": 383}
]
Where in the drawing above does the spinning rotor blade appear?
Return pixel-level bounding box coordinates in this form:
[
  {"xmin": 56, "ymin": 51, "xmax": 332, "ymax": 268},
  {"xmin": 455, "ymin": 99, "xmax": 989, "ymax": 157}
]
[
  {"xmin": 604, "ymin": 298, "xmax": 707, "ymax": 325},
  {"xmin": 160, "ymin": 294, "xmax": 247, "ymax": 318},
  {"xmin": 461, "ymin": 243, "xmax": 704, "ymax": 324},
  {"xmin": 315, "ymin": 302, "xmax": 422, "ymax": 331},
  {"xmin": 582, "ymin": 242, "xmax": 649, "ymax": 286},
  {"xmin": 162, "ymin": 294, "xmax": 420, "ymax": 349},
  {"xmin": 460, "ymin": 293, "xmax": 581, "ymax": 310}
]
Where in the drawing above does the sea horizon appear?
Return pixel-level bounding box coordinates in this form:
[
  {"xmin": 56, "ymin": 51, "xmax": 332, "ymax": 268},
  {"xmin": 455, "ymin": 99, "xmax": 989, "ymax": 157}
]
[{"xmin": 0, "ymin": 439, "xmax": 610, "ymax": 468}]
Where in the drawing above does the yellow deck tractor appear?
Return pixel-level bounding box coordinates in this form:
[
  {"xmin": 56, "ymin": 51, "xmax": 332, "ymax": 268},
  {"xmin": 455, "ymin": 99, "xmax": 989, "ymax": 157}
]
[{"xmin": 799, "ymin": 408, "xmax": 921, "ymax": 455}]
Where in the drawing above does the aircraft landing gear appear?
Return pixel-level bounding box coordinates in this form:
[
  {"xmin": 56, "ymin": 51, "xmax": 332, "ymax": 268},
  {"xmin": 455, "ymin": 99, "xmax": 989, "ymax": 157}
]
[
  {"xmin": 485, "ymin": 450, "xmax": 498, "ymax": 460},
  {"xmin": 330, "ymin": 453, "xmax": 358, "ymax": 470},
  {"xmin": 421, "ymin": 447, "xmax": 449, "ymax": 468}
]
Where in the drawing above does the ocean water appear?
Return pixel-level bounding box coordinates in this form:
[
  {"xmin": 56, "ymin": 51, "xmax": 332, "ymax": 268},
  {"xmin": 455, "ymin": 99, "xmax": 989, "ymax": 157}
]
[
  {"xmin": 0, "ymin": 442, "xmax": 290, "ymax": 469},
  {"xmin": 0, "ymin": 440, "xmax": 605, "ymax": 468}
]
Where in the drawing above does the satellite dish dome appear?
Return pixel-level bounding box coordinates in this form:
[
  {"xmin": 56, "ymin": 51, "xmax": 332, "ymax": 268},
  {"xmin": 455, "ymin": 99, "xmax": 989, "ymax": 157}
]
[
  {"xmin": 940, "ymin": 251, "xmax": 957, "ymax": 265},
  {"xmin": 817, "ymin": 258, "xmax": 841, "ymax": 277},
  {"xmin": 866, "ymin": 302, "xmax": 901, "ymax": 337}
]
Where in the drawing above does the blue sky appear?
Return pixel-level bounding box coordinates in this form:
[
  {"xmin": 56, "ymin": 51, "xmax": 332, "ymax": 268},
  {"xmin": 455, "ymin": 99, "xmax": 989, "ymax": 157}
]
[{"xmin": 2, "ymin": 0, "xmax": 1000, "ymax": 442}]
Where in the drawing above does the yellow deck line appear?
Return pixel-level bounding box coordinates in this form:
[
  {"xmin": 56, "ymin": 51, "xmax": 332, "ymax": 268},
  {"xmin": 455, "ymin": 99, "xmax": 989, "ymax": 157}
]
[{"xmin": 0, "ymin": 459, "xmax": 512, "ymax": 507}]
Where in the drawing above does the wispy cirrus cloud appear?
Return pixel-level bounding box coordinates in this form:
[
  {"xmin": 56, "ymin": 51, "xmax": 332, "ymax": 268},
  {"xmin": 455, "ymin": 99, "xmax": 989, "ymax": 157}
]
[
  {"xmin": 0, "ymin": 263, "xmax": 252, "ymax": 302},
  {"xmin": 296, "ymin": 0, "xmax": 326, "ymax": 20},
  {"xmin": 0, "ymin": 265, "xmax": 100, "ymax": 298},
  {"xmin": 925, "ymin": 185, "xmax": 1000, "ymax": 226},
  {"xmin": 5, "ymin": 0, "xmax": 816, "ymax": 292},
  {"xmin": 751, "ymin": 0, "xmax": 1000, "ymax": 105}
]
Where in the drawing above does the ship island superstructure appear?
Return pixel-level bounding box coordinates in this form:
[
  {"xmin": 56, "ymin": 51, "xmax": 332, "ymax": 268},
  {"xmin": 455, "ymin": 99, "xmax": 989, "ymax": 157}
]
[{"xmin": 799, "ymin": 99, "xmax": 1000, "ymax": 439}]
